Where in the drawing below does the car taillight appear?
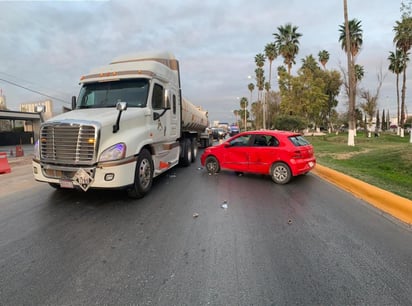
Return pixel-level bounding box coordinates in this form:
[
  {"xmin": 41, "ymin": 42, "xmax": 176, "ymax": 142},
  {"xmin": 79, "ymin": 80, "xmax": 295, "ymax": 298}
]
[{"xmin": 292, "ymin": 150, "xmax": 303, "ymax": 159}]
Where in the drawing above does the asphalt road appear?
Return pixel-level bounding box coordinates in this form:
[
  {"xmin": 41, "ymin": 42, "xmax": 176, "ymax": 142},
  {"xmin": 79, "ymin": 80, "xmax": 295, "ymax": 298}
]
[{"xmin": 1, "ymin": 156, "xmax": 412, "ymax": 305}]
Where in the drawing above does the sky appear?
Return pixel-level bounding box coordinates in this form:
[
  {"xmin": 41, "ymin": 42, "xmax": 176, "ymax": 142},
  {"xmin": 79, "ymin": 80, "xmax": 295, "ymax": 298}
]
[{"xmin": 0, "ymin": 0, "xmax": 409, "ymax": 124}]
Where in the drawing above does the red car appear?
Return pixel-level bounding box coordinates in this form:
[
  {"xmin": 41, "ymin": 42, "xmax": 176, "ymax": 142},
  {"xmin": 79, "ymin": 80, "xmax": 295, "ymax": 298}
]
[{"xmin": 200, "ymin": 130, "xmax": 316, "ymax": 184}]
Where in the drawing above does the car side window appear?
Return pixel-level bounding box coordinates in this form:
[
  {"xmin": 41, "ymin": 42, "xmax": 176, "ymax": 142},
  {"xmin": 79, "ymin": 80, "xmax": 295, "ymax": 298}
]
[
  {"xmin": 267, "ymin": 136, "xmax": 279, "ymax": 147},
  {"xmin": 229, "ymin": 135, "xmax": 251, "ymax": 146},
  {"xmin": 253, "ymin": 135, "xmax": 268, "ymax": 146}
]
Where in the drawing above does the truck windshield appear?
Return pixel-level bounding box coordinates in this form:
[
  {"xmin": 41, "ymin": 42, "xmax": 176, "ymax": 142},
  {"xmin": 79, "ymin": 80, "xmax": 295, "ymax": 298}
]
[{"xmin": 76, "ymin": 79, "xmax": 149, "ymax": 109}]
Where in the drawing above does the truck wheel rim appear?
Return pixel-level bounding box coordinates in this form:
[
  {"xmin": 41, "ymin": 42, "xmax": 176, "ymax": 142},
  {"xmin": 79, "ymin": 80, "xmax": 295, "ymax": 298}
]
[{"xmin": 139, "ymin": 158, "xmax": 151, "ymax": 188}]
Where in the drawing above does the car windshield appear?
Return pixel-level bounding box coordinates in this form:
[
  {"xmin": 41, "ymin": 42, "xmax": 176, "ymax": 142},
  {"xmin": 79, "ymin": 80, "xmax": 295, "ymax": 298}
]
[
  {"xmin": 76, "ymin": 79, "xmax": 149, "ymax": 109},
  {"xmin": 288, "ymin": 135, "xmax": 311, "ymax": 146}
]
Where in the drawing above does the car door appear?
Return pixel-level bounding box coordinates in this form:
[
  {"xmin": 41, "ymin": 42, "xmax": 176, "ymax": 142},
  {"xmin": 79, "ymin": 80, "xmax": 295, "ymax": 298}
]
[
  {"xmin": 221, "ymin": 134, "xmax": 251, "ymax": 172},
  {"xmin": 248, "ymin": 134, "xmax": 280, "ymax": 173}
]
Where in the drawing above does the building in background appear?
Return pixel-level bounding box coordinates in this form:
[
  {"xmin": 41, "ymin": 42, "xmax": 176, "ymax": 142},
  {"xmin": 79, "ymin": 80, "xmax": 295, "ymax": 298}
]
[{"xmin": 20, "ymin": 99, "xmax": 53, "ymax": 132}]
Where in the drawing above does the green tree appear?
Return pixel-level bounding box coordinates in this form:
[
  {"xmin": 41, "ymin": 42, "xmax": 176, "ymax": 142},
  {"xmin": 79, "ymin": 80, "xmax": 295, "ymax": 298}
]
[
  {"xmin": 318, "ymin": 50, "xmax": 330, "ymax": 70},
  {"xmin": 279, "ymin": 67, "xmax": 328, "ymax": 130},
  {"xmin": 273, "ymin": 23, "xmax": 302, "ymax": 75},
  {"xmin": 273, "ymin": 115, "xmax": 306, "ymax": 131}
]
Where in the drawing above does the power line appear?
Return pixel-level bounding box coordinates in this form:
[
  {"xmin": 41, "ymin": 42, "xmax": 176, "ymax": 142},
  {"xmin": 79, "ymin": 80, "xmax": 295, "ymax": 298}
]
[{"xmin": 0, "ymin": 77, "xmax": 70, "ymax": 105}]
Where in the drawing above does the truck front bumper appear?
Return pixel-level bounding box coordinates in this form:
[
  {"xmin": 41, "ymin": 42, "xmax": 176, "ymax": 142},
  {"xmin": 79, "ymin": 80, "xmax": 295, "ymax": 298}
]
[{"xmin": 32, "ymin": 156, "xmax": 138, "ymax": 191}]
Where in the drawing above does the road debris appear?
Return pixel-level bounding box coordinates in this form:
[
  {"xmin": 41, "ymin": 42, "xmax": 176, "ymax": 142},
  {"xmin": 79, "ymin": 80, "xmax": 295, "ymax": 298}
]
[
  {"xmin": 221, "ymin": 200, "xmax": 228, "ymax": 209},
  {"xmin": 193, "ymin": 213, "xmax": 199, "ymax": 218}
]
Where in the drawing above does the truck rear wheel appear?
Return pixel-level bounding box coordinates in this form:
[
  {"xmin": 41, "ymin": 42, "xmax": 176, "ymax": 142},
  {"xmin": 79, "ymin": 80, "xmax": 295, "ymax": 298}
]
[
  {"xmin": 127, "ymin": 149, "xmax": 153, "ymax": 198},
  {"xmin": 180, "ymin": 138, "xmax": 191, "ymax": 167},
  {"xmin": 190, "ymin": 139, "xmax": 198, "ymax": 163}
]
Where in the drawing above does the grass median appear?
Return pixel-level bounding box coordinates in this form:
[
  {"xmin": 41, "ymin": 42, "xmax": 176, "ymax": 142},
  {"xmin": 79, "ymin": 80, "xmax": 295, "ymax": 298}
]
[{"xmin": 306, "ymin": 132, "xmax": 412, "ymax": 201}]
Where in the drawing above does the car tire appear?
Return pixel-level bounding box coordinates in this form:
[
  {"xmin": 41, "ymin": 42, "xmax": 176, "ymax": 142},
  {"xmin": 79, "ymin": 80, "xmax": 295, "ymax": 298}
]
[
  {"xmin": 270, "ymin": 162, "xmax": 292, "ymax": 184},
  {"xmin": 127, "ymin": 149, "xmax": 153, "ymax": 198},
  {"xmin": 205, "ymin": 156, "xmax": 220, "ymax": 175}
]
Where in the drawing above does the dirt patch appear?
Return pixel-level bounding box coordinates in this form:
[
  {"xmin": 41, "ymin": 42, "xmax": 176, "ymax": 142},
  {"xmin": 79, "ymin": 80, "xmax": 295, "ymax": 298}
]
[{"xmin": 316, "ymin": 149, "xmax": 371, "ymax": 160}]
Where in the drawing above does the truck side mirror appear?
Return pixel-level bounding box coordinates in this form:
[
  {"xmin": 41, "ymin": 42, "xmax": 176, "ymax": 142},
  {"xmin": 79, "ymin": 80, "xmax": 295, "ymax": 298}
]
[{"xmin": 116, "ymin": 101, "xmax": 128, "ymax": 111}]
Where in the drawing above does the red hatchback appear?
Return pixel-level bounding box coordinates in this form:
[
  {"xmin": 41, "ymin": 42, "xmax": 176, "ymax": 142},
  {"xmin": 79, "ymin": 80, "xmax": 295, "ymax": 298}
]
[{"xmin": 200, "ymin": 130, "xmax": 316, "ymax": 184}]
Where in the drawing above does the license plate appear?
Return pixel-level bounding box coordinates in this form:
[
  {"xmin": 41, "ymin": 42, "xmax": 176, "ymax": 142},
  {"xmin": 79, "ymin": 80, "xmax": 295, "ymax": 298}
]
[
  {"xmin": 60, "ymin": 180, "xmax": 74, "ymax": 188},
  {"xmin": 308, "ymin": 161, "xmax": 315, "ymax": 168}
]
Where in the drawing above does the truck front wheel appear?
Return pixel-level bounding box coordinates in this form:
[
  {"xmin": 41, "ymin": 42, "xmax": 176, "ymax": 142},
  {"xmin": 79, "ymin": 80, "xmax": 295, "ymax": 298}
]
[{"xmin": 128, "ymin": 149, "xmax": 153, "ymax": 198}]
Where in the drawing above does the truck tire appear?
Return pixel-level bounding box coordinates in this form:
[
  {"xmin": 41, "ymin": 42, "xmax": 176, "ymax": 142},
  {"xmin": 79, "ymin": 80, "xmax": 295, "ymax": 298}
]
[
  {"xmin": 127, "ymin": 149, "xmax": 154, "ymax": 198},
  {"xmin": 180, "ymin": 138, "xmax": 191, "ymax": 167},
  {"xmin": 190, "ymin": 139, "xmax": 198, "ymax": 163}
]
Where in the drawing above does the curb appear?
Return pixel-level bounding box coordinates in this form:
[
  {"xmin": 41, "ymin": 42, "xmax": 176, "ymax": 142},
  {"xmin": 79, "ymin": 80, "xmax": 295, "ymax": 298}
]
[{"xmin": 312, "ymin": 164, "xmax": 412, "ymax": 225}]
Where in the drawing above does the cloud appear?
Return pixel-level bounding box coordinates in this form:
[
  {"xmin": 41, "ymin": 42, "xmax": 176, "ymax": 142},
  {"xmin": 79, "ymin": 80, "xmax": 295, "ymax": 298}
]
[{"xmin": 0, "ymin": 0, "xmax": 409, "ymax": 123}]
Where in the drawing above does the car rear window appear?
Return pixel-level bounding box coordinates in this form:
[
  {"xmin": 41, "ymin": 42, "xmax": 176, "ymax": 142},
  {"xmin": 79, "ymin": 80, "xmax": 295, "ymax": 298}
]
[{"xmin": 288, "ymin": 135, "xmax": 311, "ymax": 147}]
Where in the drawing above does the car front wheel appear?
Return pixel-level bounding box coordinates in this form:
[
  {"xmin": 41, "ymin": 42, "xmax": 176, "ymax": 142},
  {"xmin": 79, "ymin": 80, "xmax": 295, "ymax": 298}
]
[
  {"xmin": 270, "ymin": 162, "xmax": 291, "ymax": 184},
  {"xmin": 205, "ymin": 156, "xmax": 220, "ymax": 175}
]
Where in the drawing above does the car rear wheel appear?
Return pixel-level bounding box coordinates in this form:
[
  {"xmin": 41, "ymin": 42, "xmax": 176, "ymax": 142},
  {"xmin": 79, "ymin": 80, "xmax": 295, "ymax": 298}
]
[
  {"xmin": 270, "ymin": 162, "xmax": 291, "ymax": 184},
  {"xmin": 205, "ymin": 156, "xmax": 220, "ymax": 175}
]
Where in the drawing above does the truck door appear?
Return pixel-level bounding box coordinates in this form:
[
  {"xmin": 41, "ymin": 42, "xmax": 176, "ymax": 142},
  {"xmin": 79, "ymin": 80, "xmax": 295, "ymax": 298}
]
[{"xmin": 150, "ymin": 82, "xmax": 172, "ymax": 142}]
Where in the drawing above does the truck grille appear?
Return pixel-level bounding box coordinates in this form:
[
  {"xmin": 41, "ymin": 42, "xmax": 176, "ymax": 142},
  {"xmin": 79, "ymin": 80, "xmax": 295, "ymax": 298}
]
[{"xmin": 40, "ymin": 123, "xmax": 98, "ymax": 164}]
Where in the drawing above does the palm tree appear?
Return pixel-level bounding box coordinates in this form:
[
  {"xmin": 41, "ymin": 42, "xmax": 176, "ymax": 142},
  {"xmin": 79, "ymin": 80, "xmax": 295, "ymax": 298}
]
[
  {"xmin": 255, "ymin": 53, "xmax": 266, "ymax": 128},
  {"xmin": 264, "ymin": 42, "xmax": 278, "ymax": 89},
  {"xmin": 393, "ymin": 16, "xmax": 412, "ymax": 134},
  {"xmin": 339, "ymin": 14, "xmax": 363, "ymax": 146},
  {"xmin": 354, "ymin": 64, "xmax": 364, "ymax": 82},
  {"xmin": 318, "ymin": 50, "xmax": 330, "ymax": 70},
  {"xmin": 248, "ymin": 82, "xmax": 255, "ymax": 125},
  {"xmin": 301, "ymin": 55, "xmax": 320, "ymax": 72},
  {"xmin": 273, "ymin": 23, "xmax": 302, "ymax": 75},
  {"xmin": 388, "ymin": 49, "xmax": 407, "ymax": 130},
  {"xmin": 239, "ymin": 97, "xmax": 248, "ymax": 132},
  {"xmin": 339, "ymin": 19, "xmax": 363, "ymax": 58},
  {"xmin": 233, "ymin": 109, "xmax": 239, "ymax": 125}
]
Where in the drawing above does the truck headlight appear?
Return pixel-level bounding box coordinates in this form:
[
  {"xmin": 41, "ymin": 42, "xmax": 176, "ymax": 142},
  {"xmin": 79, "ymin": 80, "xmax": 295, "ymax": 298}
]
[{"xmin": 99, "ymin": 143, "xmax": 126, "ymax": 162}]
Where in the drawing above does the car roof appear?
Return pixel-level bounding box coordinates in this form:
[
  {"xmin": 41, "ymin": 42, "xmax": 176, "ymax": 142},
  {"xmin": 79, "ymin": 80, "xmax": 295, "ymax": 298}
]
[{"xmin": 237, "ymin": 130, "xmax": 301, "ymax": 137}]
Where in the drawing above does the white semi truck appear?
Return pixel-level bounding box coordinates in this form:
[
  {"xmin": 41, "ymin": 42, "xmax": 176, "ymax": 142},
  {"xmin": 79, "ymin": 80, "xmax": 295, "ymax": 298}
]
[{"xmin": 33, "ymin": 52, "xmax": 212, "ymax": 198}]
